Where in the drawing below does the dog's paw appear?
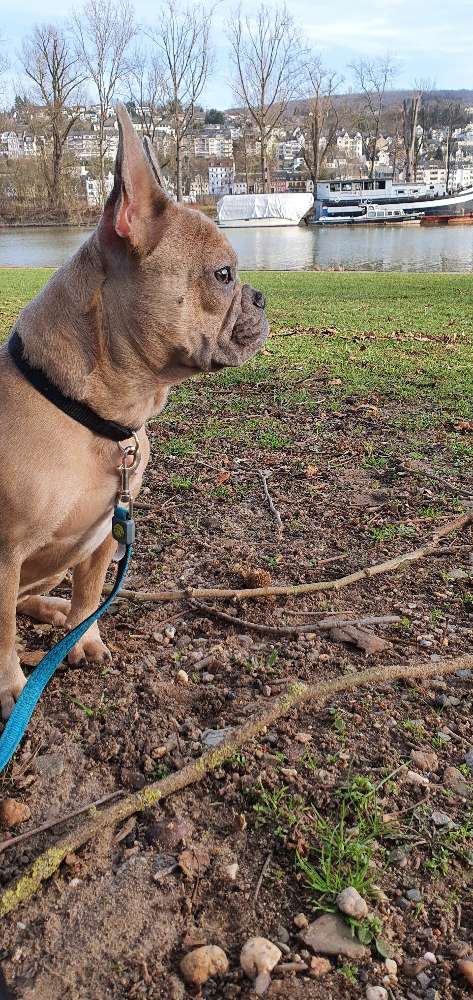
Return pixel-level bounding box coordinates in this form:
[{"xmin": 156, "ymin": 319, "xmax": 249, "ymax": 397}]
[
  {"xmin": 67, "ymin": 634, "xmax": 112, "ymax": 667},
  {"xmin": 18, "ymin": 595, "xmax": 70, "ymax": 627},
  {"xmin": 0, "ymin": 658, "xmax": 26, "ymax": 721}
]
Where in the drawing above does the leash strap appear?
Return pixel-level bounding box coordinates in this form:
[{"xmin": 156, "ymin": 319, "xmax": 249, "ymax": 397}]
[{"xmin": 0, "ymin": 509, "xmax": 133, "ymax": 773}]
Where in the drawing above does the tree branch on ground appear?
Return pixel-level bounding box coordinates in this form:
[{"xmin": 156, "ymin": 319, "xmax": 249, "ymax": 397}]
[{"xmin": 1, "ymin": 652, "xmax": 471, "ymax": 917}]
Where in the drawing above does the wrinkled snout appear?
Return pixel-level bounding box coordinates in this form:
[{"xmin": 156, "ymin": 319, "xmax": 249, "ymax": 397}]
[{"xmin": 229, "ymin": 283, "xmax": 269, "ymax": 360}]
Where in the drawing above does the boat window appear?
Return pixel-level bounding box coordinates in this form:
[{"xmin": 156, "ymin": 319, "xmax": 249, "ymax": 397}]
[{"xmin": 378, "ymin": 181, "xmax": 386, "ymax": 189}]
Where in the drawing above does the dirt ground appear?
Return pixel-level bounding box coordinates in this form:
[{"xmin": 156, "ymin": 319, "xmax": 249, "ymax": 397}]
[{"xmin": 0, "ymin": 368, "xmax": 472, "ymax": 999}]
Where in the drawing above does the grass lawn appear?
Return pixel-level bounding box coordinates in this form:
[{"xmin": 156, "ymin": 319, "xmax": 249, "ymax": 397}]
[{"xmin": 1, "ymin": 267, "xmax": 471, "ymax": 418}]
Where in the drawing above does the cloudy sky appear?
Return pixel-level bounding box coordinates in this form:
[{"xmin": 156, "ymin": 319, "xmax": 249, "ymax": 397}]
[{"xmin": 2, "ymin": 0, "xmax": 473, "ymax": 108}]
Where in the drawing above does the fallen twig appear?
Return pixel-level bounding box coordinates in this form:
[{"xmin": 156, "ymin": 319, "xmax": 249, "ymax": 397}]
[
  {"xmin": 189, "ymin": 599, "xmax": 400, "ymax": 637},
  {"xmin": 105, "ymin": 514, "xmax": 472, "ymax": 605},
  {"xmin": 0, "ymin": 791, "xmax": 124, "ymax": 854},
  {"xmin": 257, "ymin": 469, "xmax": 283, "ymax": 535},
  {"xmin": 253, "ymin": 851, "xmax": 272, "ymax": 909},
  {"xmin": 1, "ymin": 652, "xmax": 472, "ymax": 917}
]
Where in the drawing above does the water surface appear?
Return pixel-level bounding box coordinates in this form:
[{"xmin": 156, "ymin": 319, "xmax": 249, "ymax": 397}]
[{"xmin": 1, "ymin": 222, "xmax": 472, "ymax": 272}]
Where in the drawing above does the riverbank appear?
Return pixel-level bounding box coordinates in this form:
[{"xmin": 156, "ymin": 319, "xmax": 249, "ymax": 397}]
[{"xmin": 1, "ymin": 265, "xmax": 472, "ymax": 999}]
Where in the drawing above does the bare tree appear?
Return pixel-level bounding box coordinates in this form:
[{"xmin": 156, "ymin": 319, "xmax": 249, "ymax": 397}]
[
  {"xmin": 228, "ymin": 4, "xmax": 303, "ymax": 192},
  {"xmin": 21, "ymin": 25, "xmax": 84, "ymax": 216},
  {"xmin": 302, "ymin": 56, "xmax": 342, "ymax": 190},
  {"xmin": 71, "ymin": 0, "xmax": 135, "ymax": 202},
  {"xmin": 147, "ymin": 1, "xmax": 212, "ymax": 202},
  {"xmin": 127, "ymin": 46, "xmax": 165, "ymax": 143},
  {"xmin": 350, "ymin": 55, "xmax": 397, "ymax": 179},
  {"xmin": 403, "ymin": 90, "xmax": 422, "ymax": 181}
]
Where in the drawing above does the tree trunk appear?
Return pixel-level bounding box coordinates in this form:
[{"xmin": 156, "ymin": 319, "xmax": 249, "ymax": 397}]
[
  {"xmin": 176, "ymin": 134, "xmax": 182, "ymax": 202},
  {"xmin": 260, "ymin": 131, "xmax": 267, "ymax": 193}
]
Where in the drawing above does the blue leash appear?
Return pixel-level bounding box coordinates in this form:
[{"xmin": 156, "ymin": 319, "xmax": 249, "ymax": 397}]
[{"xmin": 0, "ymin": 506, "xmax": 134, "ymax": 773}]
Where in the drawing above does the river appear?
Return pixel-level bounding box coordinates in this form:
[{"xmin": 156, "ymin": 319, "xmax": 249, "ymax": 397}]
[{"xmin": 0, "ymin": 222, "xmax": 472, "ymax": 271}]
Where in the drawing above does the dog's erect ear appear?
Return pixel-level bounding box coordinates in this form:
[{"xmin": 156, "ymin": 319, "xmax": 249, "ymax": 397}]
[
  {"xmin": 143, "ymin": 135, "xmax": 166, "ymax": 190},
  {"xmin": 107, "ymin": 103, "xmax": 169, "ymax": 249}
]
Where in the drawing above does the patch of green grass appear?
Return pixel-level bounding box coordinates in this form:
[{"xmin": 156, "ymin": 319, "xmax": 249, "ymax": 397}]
[
  {"xmin": 170, "ymin": 474, "xmax": 193, "ymax": 490},
  {"xmin": 2, "ymin": 269, "xmax": 472, "ymax": 416}
]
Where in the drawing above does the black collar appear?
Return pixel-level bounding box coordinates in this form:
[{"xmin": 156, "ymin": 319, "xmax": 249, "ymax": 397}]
[{"xmin": 8, "ymin": 330, "xmax": 137, "ymax": 443}]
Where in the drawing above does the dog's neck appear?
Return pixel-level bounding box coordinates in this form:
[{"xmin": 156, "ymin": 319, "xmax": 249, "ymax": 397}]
[{"xmin": 16, "ymin": 237, "xmax": 172, "ymax": 431}]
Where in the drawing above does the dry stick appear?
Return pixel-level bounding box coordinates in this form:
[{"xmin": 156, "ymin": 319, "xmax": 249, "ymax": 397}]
[
  {"xmin": 189, "ymin": 599, "xmax": 401, "ymax": 637},
  {"xmin": 1, "ymin": 652, "xmax": 472, "ymax": 919},
  {"xmin": 257, "ymin": 469, "xmax": 283, "ymax": 535},
  {"xmin": 0, "ymin": 791, "xmax": 124, "ymax": 855},
  {"xmin": 106, "ymin": 513, "xmax": 472, "ymax": 605}
]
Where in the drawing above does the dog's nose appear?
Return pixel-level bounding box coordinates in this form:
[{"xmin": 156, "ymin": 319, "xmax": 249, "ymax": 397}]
[{"xmin": 252, "ymin": 289, "xmax": 266, "ymax": 310}]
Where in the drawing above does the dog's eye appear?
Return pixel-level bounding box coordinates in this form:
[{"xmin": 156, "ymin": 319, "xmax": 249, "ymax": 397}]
[{"xmin": 214, "ymin": 266, "xmax": 233, "ymax": 285}]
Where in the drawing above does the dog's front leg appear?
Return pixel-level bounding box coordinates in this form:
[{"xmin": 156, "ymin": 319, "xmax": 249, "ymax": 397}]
[
  {"xmin": 66, "ymin": 535, "xmax": 117, "ymax": 666},
  {"xmin": 0, "ymin": 548, "xmax": 26, "ymax": 719}
]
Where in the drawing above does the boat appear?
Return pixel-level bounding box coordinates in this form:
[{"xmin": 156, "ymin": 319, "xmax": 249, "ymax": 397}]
[
  {"xmin": 217, "ymin": 192, "xmax": 314, "ymax": 228},
  {"xmin": 421, "ymin": 212, "xmax": 473, "ymax": 225},
  {"xmin": 311, "ymin": 177, "xmax": 473, "ymax": 225},
  {"xmin": 317, "ymin": 204, "xmax": 423, "ymax": 226}
]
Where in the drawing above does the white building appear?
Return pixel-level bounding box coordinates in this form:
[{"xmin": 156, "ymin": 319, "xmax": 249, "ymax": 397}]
[
  {"xmin": 208, "ymin": 161, "xmax": 235, "ymax": 195},
  {"xmin": 416, "ymin": 163, "xmax": 447, "ymax": 186},
  {"xmin": 336, "ymin": 131, "xmax": 363, "ymax": 159},
  {"xmin": 0, "ymin": 131, "xmax": 21, "ymax": 159},
  {"xmin": 194, "ymin": 135, "xmax": 233, "ymax": 158},
  {"xmin": 82, "ymin": 167, "xmax": 114, "ymax": 206}
]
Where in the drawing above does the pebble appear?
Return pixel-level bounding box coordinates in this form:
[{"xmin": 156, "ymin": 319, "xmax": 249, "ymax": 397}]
[
  {"xmin": 223, "ymin": 862, "xmax": 239, "ymax": 881},
  {"xmin": 458, "ymin": 960, "xmax": 473, "ymax": 987},
  {"xmin": 175, "ymin": 669, "xmax": 189, "ymax": 686},
  {"xmin": 164, "ymin": 624, "xmax": 176, "ymax": 639},
  {"xmin": 202, "ymin": 672, "xmax": 214, "ymax": 683},
  {"xmin": 201, "ymin": 727, "xmax": 234, "ymax": 748},
  {"xmin": 410, "ymin": 750, "xmax": 439, "ymax": 773},
  {"xmin": 417, "ymin": 971, "xmax": 431, "ymax": 989},
  {"xmin": 300, "ymin": 913, "xmax": 369, "ymax": 959},
  {"xmin": 366, "ymin": 988, "xmax": 388, "ymax": 1000},
  {"xmin": 32, "ymin": 752, "xmax": 65, "ymax": 778},
  {"xmin": 336, "ymin": 886, "xmax": 368, "ymax": 920},
  {"xmin": 424, "ymin": 952, "xmax": 437, "ymax": 963},
  {"xmin": 443, "ymin": 766, "xmax": 470, "ymax": 796},
  {"xmin": 403, "ymin": 958, "xmax": 429, "ymax": 977},
  {"xmin": 464, "ymin": 748, "xmax": 473, "ymax": 774},
  {"xmin": 274, "ymin": 926, "xmax": 290, "ymax": 945},
  {"xmin": 405, "ymin": 888, "xmax": 422, "ymax": 902},
  {"xmin": 293, "ymin": 913, "xmax": 308, "ymax": 929},
  {"xmin": 404, "ymin": 770, "xmax": 430, "ymax": 787},
  {"xmin": 180, "ymin": 945, "xmax": 229, "ymax": 986},
  {"xmin": 431, "ymin": 810, "xmax": 453, "ymax": 827},
  {"xmin": 295, "ymin": 732, "xmax": 312, "ymax": 744},
  {"xmin": 385, "ymin": 959, "xmax": 397, "ymax": 976},
  {"xmin": 309, "ymin": 956, "xmax": 331, "ymax": 977},
  {"xmin": 0, "ymin": 799, "xmax": 31, "ymax": 828},
  {"xmin": 240, "ymin": 937, "xmax": 282, "ymax": 996}
]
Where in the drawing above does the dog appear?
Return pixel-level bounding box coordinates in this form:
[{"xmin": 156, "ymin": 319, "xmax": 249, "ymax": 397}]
[{"xmin": 0, "ymin": 104, "xmax": 268, "ymax": 721}]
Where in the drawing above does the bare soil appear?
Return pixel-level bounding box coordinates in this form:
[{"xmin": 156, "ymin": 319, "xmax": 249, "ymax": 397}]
[{"xmin": 1, "ymin": 374, "xmax": 472, "ymax": 1000}]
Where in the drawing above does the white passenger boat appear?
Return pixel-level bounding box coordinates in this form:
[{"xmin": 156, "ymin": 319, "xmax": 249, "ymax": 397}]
[
  {"xmin": 217, "ymin": 192, "xmax": 314, "ymax": 228},
  {"xmin": 318, "ymin": 204, "xmax": 423, "ymax": 226},
  {"xmin": 312, "ymin": 178, "xmax": 473, "ymax": 224}
]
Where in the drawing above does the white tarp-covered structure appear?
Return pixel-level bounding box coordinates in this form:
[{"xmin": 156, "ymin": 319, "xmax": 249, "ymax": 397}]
[{"xmin": 217, "ymin": 192, "xmax": 314, "ymax": 223}]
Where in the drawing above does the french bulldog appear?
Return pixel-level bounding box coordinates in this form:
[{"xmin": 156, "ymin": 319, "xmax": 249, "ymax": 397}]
[{"xmin": 0, "ymin": 104, "xmax": 268, "ymax": 720}]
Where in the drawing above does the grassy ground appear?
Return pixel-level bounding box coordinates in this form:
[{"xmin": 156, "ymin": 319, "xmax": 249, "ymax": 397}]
[
  {"xmin": 1, "ymin": 267, "xmax": 472, "ymax": 998},
  {"xmin": 1, "ymin": 268, "xmax": 472, "ymax": 419}
]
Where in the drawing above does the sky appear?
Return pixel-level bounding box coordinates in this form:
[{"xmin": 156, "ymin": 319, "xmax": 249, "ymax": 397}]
[{"xmin": 2, "ymin": 0, "xmax": 473, "ymax": 109}]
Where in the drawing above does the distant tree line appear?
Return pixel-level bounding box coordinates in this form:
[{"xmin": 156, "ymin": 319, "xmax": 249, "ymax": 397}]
[{"xmin": 0, "ymin": 2, "xmax": 470, "ymax": 219}]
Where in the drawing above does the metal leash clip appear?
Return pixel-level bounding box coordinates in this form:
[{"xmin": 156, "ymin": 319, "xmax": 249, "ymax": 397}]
[{"xmin": 112, "ymin": 431, "xmax": 141, "ymax": 551}]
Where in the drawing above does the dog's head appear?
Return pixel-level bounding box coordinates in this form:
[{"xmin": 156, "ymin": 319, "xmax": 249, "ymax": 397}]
[{"xmin": 96, "ymin": 105, "xmax": 268, "ymax": 382}]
